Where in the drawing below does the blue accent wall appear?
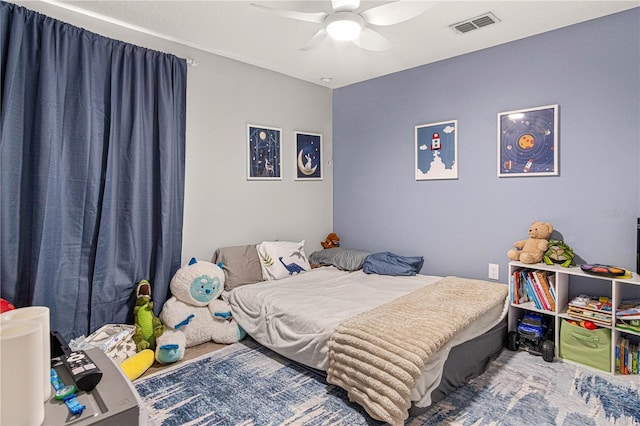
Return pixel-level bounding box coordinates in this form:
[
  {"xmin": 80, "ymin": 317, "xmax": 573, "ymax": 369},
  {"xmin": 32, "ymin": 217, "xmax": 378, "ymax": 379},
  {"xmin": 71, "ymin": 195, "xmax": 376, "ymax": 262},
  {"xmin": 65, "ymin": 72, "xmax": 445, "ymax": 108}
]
[{"xmin": 333, "ymin": 9, "xmax": 639, "ymax": 279}]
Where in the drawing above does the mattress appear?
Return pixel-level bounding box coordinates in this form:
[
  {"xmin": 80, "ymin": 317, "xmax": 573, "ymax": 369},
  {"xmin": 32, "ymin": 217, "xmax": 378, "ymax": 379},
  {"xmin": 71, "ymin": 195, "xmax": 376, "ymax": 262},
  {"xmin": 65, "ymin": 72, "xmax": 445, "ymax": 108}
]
[{"xmin": 228, "ymin": 266, "xmax": 508, "ymax": 407}]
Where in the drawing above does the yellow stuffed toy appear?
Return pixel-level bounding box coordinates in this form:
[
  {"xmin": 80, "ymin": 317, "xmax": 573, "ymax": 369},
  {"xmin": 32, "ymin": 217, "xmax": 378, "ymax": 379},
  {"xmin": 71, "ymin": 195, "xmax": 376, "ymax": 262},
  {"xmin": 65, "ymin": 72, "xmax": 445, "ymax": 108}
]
[
  {"xmin": 120, "ymin": 349, "xmax": 154, "ymax": 381},
  {"xmin": 507, "ymin": 221, "xmax": 553, "ymax": 264}
]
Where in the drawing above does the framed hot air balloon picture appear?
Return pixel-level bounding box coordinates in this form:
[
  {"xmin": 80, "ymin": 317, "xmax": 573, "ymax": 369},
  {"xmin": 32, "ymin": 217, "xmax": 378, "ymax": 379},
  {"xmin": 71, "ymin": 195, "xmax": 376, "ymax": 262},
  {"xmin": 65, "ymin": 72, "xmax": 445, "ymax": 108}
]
[
  {"xmin": 295, "ymin": 131, "xmax": 322, "ymax": 181},
  {"xmin": 498, "ymin": 104, "xmax": 559, "ymax": 177},
  {"xmin": 415, "ymin": 120, "xmax": 458, "ymax": 181}
]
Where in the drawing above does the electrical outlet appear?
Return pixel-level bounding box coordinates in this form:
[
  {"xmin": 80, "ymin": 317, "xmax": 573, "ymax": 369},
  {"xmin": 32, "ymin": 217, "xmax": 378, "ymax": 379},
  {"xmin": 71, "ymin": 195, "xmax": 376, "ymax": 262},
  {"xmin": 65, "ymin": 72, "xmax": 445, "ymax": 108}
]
[{"xmin": 488, "ymin": 263, "xmax": 499, "ymax": 280}]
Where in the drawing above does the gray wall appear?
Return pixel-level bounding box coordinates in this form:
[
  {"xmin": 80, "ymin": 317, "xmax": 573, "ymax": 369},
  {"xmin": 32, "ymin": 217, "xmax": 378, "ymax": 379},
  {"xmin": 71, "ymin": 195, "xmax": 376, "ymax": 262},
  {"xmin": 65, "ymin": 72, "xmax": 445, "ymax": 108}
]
[
  {"xmin": 180, "ymin": 50, "xmax": 333, "ymax": 261},
  {"xmin": 333, "ymin": 8, "xmax": 640, "ymax": 281},
  {"xmin": 16, "ymin": 1, "xmax": 334, "ymax": 264}
]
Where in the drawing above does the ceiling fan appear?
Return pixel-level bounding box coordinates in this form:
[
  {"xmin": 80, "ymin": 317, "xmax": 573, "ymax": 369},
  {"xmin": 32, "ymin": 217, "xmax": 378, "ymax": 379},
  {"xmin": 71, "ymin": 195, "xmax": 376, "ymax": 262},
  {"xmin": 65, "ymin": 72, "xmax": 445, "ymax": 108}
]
[{"xmin": 251, "ymin": 0, "xmax": 435, "ymax": 51}]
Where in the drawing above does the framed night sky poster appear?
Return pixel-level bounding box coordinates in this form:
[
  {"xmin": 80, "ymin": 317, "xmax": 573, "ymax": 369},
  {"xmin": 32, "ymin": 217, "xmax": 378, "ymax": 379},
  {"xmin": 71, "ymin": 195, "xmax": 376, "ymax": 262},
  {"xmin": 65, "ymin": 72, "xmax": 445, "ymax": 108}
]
[
  {"xmin": 498, "ymin": 105, "xmax": 559, "ymax": 177},
  {"xmin": 295, "ymin": 132, "xmax": 322, "ymax": 180},
  {"xmin": 247, "ymin": 124, "xmax": 282, "ymax": 180}
]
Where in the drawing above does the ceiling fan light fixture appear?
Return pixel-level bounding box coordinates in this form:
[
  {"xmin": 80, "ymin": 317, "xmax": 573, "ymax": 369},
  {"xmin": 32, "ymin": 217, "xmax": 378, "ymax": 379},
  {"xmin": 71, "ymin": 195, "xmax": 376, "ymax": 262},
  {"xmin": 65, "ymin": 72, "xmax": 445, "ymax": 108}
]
[
  {"xmin": 325, "ymin": 12, "xmax": 363, "ymax": 41},
  {"xmin": 327, "ymin": 19, "xmax": 361, "ymax": 40}
]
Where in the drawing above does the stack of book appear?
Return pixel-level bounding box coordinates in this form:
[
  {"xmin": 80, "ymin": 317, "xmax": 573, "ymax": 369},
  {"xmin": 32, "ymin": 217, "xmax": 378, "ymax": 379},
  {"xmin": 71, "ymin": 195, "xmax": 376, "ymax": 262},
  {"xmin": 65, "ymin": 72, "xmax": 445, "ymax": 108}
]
[
  {"xmin": 616, "ymin": 336, "xmax": 639, "ymax": 375},
  {"xmin": 567, "ymin": 294, "xmax": 612, "ymax": 326},
  {"xmin": 616, "ymin": 299, "xmax": 640, "ymax": 333},
  {"xmin": 509, "ymin": 268, "xmax": 556, "ymax": 311}
]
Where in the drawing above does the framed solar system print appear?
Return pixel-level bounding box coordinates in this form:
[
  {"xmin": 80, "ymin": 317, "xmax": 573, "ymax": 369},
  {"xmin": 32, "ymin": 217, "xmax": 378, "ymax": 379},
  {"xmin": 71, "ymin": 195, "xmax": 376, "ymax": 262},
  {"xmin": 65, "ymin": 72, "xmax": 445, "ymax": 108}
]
[{"xmin": 497, "ymin": 105, "xmax": 558, "ymax": 177}]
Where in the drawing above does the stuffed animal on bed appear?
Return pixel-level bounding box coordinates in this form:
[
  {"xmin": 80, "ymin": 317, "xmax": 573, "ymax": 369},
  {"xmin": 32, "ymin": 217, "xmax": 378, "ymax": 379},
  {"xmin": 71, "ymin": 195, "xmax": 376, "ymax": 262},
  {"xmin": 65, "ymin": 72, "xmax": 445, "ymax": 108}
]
[
  {"xmin": 321, "ymin": 232, "xmax": 340, "ymax": 249},
  {"xmin": 507, "ymin": 221, "xmax": 553, "ymax": 264},
  {"xmin": 158, "ymin": 258, "xmax": 246, "ymax": 362}
]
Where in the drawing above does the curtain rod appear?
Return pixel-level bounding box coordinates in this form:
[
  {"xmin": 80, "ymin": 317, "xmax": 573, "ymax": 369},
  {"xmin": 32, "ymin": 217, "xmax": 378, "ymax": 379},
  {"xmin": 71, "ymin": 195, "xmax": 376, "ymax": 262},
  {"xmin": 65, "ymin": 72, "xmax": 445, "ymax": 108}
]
[{"xmin": 41, "ymin": 0, "xmax": 201, "ymax": 68}]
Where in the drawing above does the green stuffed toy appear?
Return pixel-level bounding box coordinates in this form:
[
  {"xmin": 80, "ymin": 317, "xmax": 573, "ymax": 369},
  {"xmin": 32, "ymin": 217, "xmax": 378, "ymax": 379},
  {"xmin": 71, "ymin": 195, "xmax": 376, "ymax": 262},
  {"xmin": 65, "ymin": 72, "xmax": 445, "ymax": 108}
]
[
  {"xmin": 132, "ymin": 280, "xmax": 165, "ymax": 352},
  {"xmin": 544, "ymin": 240, "xmax": 575, "ymax": 267}
]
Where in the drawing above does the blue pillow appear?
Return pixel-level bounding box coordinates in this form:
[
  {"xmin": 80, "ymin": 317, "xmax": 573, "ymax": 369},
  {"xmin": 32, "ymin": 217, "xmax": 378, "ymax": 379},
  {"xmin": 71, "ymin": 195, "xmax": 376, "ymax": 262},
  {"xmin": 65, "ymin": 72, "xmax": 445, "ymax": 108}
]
[{"xmin": 362, "ymin": 252, "xmax": 424, "ymax": 276}]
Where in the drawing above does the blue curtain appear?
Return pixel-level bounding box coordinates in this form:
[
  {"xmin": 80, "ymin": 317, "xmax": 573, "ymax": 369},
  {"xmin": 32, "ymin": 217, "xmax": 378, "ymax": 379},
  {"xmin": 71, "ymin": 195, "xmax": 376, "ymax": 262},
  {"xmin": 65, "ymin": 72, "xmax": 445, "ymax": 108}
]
[{"xmin": 1, "ymin": 2, "xmax": 187, "ymax": 342}]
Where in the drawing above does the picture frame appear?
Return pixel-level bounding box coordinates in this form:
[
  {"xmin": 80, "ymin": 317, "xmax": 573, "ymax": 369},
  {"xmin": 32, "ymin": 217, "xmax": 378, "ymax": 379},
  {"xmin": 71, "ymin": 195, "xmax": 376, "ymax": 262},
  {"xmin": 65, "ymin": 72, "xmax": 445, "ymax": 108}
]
[
  {"xmin": 497, "ymin": 104, "xmax": 559, "ymax": 177},
  {"xmin": 295, "ymin": 131, "xmax": 322, "ymax": 181},
  {"xmin": 415, "ymin": 120, "xmax": 458, "ymax": 180},
  {"xmin": 247, "ymin": 124, "xmax": 282, "ymax": 180}
]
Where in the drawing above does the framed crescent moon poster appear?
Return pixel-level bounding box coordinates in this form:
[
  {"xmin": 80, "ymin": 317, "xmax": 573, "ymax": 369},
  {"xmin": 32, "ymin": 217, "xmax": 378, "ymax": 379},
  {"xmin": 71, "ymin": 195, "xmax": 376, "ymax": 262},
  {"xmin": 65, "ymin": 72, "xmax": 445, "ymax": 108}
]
[
  {"xmin": 497, "ymin": 104, "xmax": 559, "ymax": 177},
  {"xmin": 295, "ymin": 132, "xmax": 322, "ymax": 180}
]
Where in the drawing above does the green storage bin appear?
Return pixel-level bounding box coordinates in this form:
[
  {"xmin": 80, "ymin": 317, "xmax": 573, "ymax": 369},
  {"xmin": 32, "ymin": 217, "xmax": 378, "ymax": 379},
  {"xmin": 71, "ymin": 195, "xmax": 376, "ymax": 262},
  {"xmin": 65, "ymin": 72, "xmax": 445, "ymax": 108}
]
[{"xmin": 560, "ymin": 319, "xmax": 611, "ymax": 372}]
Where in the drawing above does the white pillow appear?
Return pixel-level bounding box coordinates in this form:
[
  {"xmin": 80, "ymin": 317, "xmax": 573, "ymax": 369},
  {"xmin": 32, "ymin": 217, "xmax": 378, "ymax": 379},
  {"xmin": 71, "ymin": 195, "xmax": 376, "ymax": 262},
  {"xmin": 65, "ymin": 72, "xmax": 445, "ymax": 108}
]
[{"xmin": 256, "ymin": 240, "xmax": 311, "ymax": 280}]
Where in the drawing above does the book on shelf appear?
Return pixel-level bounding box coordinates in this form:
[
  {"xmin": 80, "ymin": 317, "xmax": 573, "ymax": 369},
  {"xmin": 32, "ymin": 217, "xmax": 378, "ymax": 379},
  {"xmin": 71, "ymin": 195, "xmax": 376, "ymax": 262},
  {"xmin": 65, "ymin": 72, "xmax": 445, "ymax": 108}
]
[
  {"xmin": 617, "ymin": 299, "xmax": 640, "ymax": 319},
  {"xmin": 509, "ymin": 272, "xmax": 526, "ymax": 304},
  {"xmin": 523, "ymin": 273, "xmax": 542, "ymax": 309},
  {"xmin": 516, "ymin": 271, "xmax": 527, "ymax": 304},
  {"xmin": 617, "ymin": 337, "xmax": 629, "ymax": 375},
  {"xmin": 617, "ymin": 312, "xmax": 640, "ymax": 320},
  {"xmin": 615, "ymin": 336, "xmax": 621, "ymax": 373},
  {"xmin": 510, "ymin": 268, "xmax": 521, "ymax": 304},
  {"xmin": 548, "ymin": 274, "xmax": 557, "ymax": 300},
  {"xmin": 615, "ymin": 336, "xmax": 640, "ymax": 375},
  {"xmin": 618, "ymin": 298, "xmax": 640, "ymax": 310},
  {"xmin": 511, "ymin": 268, "xmax": 530, "ymax": 306},
  {"xmin": 509, "ymin": 274, "xmax": 515, "ymax": 304},
  {"xmin": 534, "ymin": 270, "xmax": 556, "ymax": 311},
  {"xmin": 623, "ymin": 339, "xmax": 629, "ymax": 375},
  {"xmin": 511, "ymin": 268, "xmax": 528, "ymax": 306},
  {"xmin": 529, "ymin": 271, "xmax": 550, "ymax": 310},
  {"xmin": 511, "ymin": 268, "xmax": 556, "ymax": 312}
]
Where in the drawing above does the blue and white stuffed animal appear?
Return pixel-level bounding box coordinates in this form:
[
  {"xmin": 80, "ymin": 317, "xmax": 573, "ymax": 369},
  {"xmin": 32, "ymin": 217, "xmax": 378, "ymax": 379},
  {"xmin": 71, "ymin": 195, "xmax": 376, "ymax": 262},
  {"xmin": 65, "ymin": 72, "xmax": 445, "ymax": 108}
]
[{"xmin": 156, "ymin": 258, "xmax": 245, "ymax": 363}]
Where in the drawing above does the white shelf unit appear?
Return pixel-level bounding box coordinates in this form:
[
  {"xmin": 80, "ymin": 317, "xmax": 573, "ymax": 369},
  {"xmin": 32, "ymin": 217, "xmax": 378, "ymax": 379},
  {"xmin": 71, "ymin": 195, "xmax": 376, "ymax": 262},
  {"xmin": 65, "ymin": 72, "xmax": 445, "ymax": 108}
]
[{"xmin": 508, "ymin": 261, "xmax": 640, "ymax": 375}]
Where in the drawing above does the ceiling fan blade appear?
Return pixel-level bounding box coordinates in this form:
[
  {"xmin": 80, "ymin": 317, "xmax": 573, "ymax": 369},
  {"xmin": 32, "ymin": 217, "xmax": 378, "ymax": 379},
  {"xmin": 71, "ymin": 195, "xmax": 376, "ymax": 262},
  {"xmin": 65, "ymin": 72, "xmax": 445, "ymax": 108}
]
[
  {"xmin": 360, "ymin": 1, "xmax": 435, "ymax": 26},
  {"xmin": 331, "ymin": 0, "xmax": 360, "ymax": 12},
  {"xmin": 300, "ymin": 28, "xmax": 329, "ymax": 51},
  {"xmin": 353, "ymin": 27, "xmax": 393, "ymax": 51},
  {"xmin": 250, "ymin": 3, "xmax": 327, "ymax": 24}
]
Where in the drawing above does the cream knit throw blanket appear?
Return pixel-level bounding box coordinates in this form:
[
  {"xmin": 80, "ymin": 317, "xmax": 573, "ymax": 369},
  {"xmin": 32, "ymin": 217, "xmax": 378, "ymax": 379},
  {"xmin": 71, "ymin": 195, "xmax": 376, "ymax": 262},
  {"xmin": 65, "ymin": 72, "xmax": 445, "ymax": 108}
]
[{"xmin": 326, "ymin": 276, "xmax": 508, "ymax": 426}]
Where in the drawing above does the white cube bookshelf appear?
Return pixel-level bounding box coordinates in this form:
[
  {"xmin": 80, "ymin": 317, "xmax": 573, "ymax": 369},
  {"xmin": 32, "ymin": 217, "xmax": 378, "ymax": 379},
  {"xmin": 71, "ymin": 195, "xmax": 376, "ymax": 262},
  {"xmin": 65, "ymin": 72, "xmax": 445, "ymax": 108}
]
[{"xmin": 508, "ymin": 261, "xmax": 640, "ymax": 375}]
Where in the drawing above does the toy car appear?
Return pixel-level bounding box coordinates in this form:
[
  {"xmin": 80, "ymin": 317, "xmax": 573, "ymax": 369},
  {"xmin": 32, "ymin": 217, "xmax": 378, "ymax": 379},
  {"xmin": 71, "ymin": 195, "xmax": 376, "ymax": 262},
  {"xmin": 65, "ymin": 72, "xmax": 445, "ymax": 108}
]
[{"xmin": 507, "ymin": 312, "xmax": 555, "ymax": 362}]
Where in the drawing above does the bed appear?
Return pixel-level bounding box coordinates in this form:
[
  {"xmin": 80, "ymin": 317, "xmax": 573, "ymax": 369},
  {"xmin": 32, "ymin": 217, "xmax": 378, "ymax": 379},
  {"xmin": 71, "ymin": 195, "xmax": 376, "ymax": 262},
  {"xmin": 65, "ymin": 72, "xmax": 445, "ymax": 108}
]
[{"xmin": 216, "ymin": 243, "xmax": 509, "ymax": 425}]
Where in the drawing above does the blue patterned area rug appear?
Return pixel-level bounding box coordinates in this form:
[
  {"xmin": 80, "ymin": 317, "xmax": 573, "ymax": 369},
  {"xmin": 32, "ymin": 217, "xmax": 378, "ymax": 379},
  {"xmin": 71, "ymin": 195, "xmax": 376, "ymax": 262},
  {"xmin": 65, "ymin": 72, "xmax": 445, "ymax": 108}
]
[{"xmin": 135, "ymin": 338, "xmax": 640, "ymax": 426}]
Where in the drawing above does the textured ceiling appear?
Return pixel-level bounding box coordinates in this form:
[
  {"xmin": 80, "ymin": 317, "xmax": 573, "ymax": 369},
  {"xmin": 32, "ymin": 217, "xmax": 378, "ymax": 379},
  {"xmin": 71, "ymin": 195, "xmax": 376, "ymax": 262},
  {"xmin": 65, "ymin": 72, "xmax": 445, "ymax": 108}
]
[{"xmin": 18, "ymin": 1, "xmax": 640, "ymax": 88}]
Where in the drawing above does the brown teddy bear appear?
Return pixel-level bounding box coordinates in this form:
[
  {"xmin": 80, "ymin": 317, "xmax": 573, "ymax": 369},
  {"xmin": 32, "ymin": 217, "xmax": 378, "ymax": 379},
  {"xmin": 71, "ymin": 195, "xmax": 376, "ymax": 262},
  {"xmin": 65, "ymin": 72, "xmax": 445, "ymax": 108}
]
[
  {"xmin": 321, "ymin": 232, "xmax": 340, "ymax": 249},
  {"xmin": 507, "ymin": 221, "xmax": 553, "ymax": 264}
]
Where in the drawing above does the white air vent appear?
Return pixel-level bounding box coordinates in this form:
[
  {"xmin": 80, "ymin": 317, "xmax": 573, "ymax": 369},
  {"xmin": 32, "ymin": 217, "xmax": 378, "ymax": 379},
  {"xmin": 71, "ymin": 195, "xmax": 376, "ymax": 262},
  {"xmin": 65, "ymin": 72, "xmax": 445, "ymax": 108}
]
[{"xmin": 450, "ymin": 12, "xmax": 500, "ymax": 34}]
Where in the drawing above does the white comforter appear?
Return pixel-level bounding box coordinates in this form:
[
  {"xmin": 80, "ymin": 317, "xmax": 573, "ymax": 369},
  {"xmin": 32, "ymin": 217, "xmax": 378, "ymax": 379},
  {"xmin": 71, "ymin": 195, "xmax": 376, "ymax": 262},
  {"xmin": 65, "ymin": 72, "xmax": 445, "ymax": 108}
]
[{"xmin": 227, "ymin": 267, "xmax": 508, "ymax": 406}]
